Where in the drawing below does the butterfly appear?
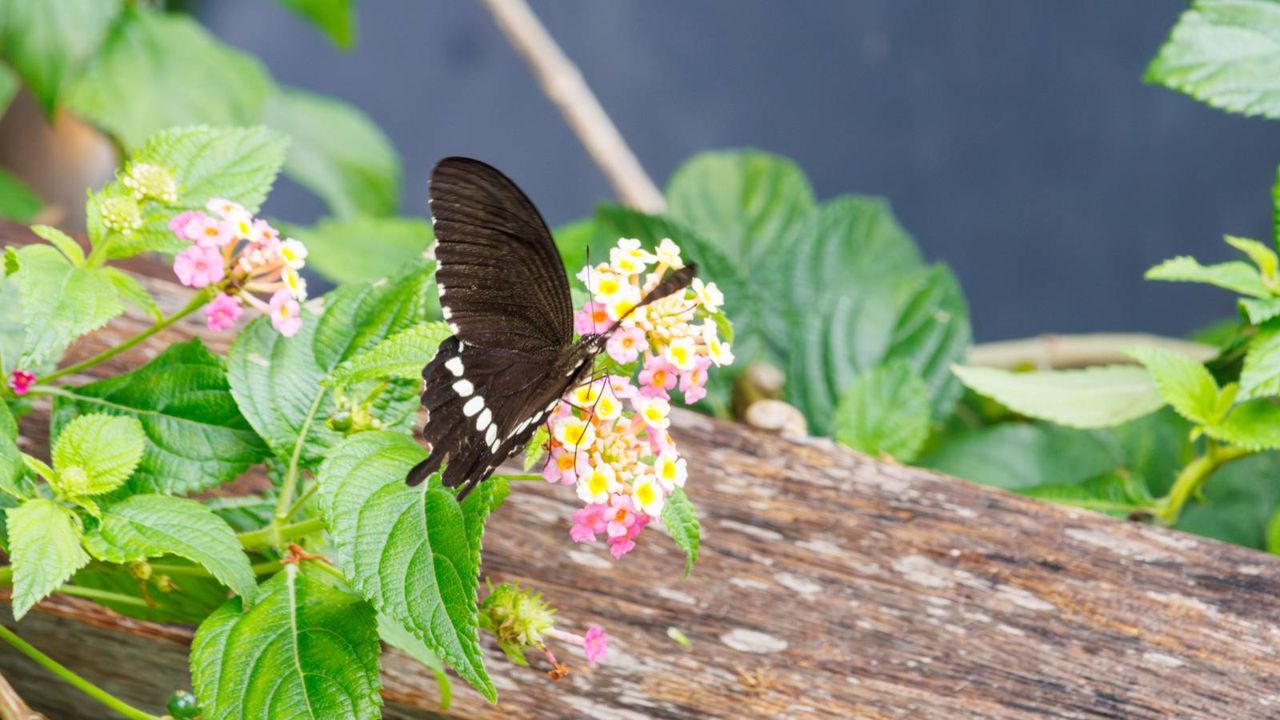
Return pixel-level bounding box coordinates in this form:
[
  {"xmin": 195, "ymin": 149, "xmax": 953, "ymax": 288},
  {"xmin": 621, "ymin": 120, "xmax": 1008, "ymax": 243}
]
[{"xmin": 406, "ymin": 157, "xmax": 696, "ymax": 499}]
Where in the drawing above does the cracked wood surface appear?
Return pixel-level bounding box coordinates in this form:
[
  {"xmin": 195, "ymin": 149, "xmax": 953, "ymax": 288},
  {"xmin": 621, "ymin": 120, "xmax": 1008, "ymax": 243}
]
[{"xmin": 2, "ymin": 222, "xmax": 1279, "ymax": 719}]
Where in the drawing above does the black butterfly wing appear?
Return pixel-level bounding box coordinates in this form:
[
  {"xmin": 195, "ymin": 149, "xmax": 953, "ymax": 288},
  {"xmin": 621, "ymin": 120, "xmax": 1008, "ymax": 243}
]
[{"xmin": 430, "ymin": 157, "xmax": 573, "ymax": 354}]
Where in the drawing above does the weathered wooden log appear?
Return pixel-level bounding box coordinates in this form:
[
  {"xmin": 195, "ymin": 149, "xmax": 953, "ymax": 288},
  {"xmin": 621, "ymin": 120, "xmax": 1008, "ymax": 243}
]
[{"xmin": 3, "ymin": 222, "xmax": 1279, "ymax": 719}]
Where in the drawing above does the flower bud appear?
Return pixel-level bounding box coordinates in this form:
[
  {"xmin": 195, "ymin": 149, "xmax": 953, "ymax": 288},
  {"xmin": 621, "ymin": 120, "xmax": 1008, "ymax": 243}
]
[
  {"xmin": 100, "ymin": 195, "xmax": 143, "ymax": 235},
  {"xmin": 122, "ymin": 162, "xmax": 178, "ymax": 203}
]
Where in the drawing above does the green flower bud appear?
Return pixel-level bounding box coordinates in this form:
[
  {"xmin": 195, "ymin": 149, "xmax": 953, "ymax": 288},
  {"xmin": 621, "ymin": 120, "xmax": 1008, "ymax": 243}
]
[
  {"xmin": 100, "ymin": 195, "xmax": 142, "ymax": 235},
  {"xmin": 123, "ymin": 162, "xmax": 178, "ymax": 204},
  {"xmin": 478, "ymin": 582, "xmax": 556, "ymax": 666}
]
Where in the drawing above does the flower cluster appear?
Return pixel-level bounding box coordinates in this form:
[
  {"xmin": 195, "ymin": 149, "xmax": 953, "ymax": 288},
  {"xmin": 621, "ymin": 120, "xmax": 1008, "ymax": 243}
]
[
  {"xmin": 168, "ymin": 199, "xmax": 310, "ymax": 337},
  {"xmin": 479, "ymin": 582, "xmax": 608, "ymax": 676},
  {"xmin": 544, "ymin": 238, "xmax": 731, "ymax": 559}
]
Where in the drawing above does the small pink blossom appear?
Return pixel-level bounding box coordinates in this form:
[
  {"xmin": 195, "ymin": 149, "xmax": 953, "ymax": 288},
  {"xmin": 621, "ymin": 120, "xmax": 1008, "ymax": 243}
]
[
  {"xmin": 249, "ymin": 219, "xmax": 279, "ymax": 244},
  {"xmin": 167, "ymin": 210, "xmax": 201, "ymax": 241},
  {"xmin": 7, "ymin": 370, "xmax": 35, "ymax": 396},
  {"xmin": 204, "ymin": 293, "xmax": 243, "ymax": 331},
  {"xmin": 638, "ymin": 355, "xmax": 677, "ymax": 399},
  {"xmin": 269, "ymin": 289, "xmax": 302, "ymax": 337},
  {"xmin": 582, "ymin": 625, "xmax": 608, "ymax": 664},
  {"xmin": 173, "ymin": 245, "xmax": 226, "ymax": 288},
  {"xmin": 569, "ymin": 503, "xmax": 608, "ymax": 543},
  {"xmin": 606, "ymin": 326, "xmax": 646, "ymax": 364},
  {"xmin": 679, "ymin": 357, "xmax": 711, "ymax": 404},
  {"xmin": 573, "ymin": 301, "xmax": 609, "ymax": 335},
  {"xmin": 184, "ymin": 214, "xmax": 235, "ymax": 248},
  {"xmin": 606, "ymin": 515, "xmax": 649, "ymax": 559},
  {"xmin": 605, "ymin": 494, "xmax": 638, "ymax": 539}
]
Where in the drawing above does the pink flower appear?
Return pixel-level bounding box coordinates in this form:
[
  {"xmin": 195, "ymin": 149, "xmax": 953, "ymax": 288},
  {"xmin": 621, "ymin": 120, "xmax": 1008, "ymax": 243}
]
[
  {"xmin": 173, "ymin": 245, "xmax": 226, "ymax": 288},
  {"xmin": 249, "ymin": 219, "xmax": 279, "ymax": 244},
  {"xmin": 574, "ymin": 301, "xmax": 609, "ymax": 335},
  {"xmin": 7, "ymin": 370, "xmax": 35, "ymax": 396},
  {"xmin": 269, "ymin": 289, "xmax": 302, "ymax": 337},
  {"xmin": 204, "ymin": 293, "xmax": 243, "ymax": 331},
  {"xmin": 570, "ymin": 503, "xmax": 608, "ymax": 543},
  {"xmin": 605, "ymin": 494, "xmax": 637, "ymax": 538},
  {"xmin": 168, "ymin": 210, "xmax": 202, "ymax": 241},
  {"xmin": 184, "ymin": 214, "xmax": 235, "ymax": 248},
  {"xmin": 679, "ymin": 358, "xmax": 711, "ymax": 404},
  {"xmin": 582, "ymin": 625, "xmax": 608, "ymax": 664},
  {"xmin": 543, "ymin": 447, "xmax": 587, "ymax": 485},
  {"xmin": 606, "ymin": 326, "xmax": 646, "ymax": 364},
  {"xmin": 638, "ymin": 356, "xmax": 677, "ymax": 399}
]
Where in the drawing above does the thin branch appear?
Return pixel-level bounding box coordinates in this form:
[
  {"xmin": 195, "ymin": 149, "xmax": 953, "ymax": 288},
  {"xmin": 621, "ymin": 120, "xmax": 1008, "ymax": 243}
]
[{"xmin": 477, "ymin": 0, "xmax": 666, "ymax": 212}]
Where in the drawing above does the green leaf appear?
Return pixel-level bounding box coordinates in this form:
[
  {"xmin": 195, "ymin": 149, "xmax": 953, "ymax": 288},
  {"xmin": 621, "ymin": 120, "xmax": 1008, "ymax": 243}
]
[
  {"xmin": 553, "ymin": 218, "xmax": 596, "ymax": 275},
  {"xmin": 11, "ymin": 244, "xmax": 122, "ymax": 366},
  {"xmin": 229, "ymin": 269, "xmax": 431, "ymax": 470},
  {"xmin": 660, "ymin": 487, "xmax": 700, "ymax": 577},
  {"xmin": 82, "ymin": 494, "xmax": 257, "ymax": 603},
  {"xmin": 277, "ymin": 0, "xmax": 356, "ymax": 47},
  {"xmin": 0, "ymin": 63, "xmax": 17, "ymax": 116},
  {"xmin": 951, "ymin": 364, "xmax": 1166, "ymax": 429},
  {"xmin": 1205, "ymin": 399, "xmax": 1280, "ymax": 450},
  {"xmin": 266, "ymin": 86, "xmax": 397, "ymax": 217},
  {"xmin": 1240, "ymin": 296, "xmax": 1280, "ymax": 325},
  {"xmin": 1240, "ymin": 324, "xmax": 1280, "ymax": 400},
  {"xmin": 30, "ymin": 225, "xmax": 84, "ymax": 265},
  {"xmin": 191, "ymin": 565, "xmax": 382, "ymax": 720},
  {"xmin": 1126, "ymin": 346, "xmax": 1223, "ymax": 425},
  {"xmin": 100, "ymin": 266, "xmax": 161, "ymax": 320},
  {"xmin": 0, "ymin": 402, "xmax": 25, "ymax": 501},
  {"xmin": 315, "ymin": 431, "xmax": 497, "ymax": 702},
  {"xmin": 283, "ymin": 216, "xmax": 433, "ymax": 286},
  {"xmin": 7, "ymin": 498, "xmax": 89, "ymax": 619},
  {"xmin": 0, "ymin": 169, "xmax": 42, "ymax": 222},
  {"xmin": 921, "ymin": 423, "xmax": 1124, "ymax": 492},
  {"xmin": 1145, "ymin": 256, "xmax": 1270, "ymax": 298},
  {"xmin": 64, "ymin": 8, "xmax": 272, "ymax": 150},
  {"xmin": 327, "ymin": 322, "xmax": 450, "ymax": 387},
  {"xmin": 51, "ymin": 340, "xmax": 269, "ymax": 495},
  {"xmin": 1226, "ymin": 235, "xmax": 1279, "ymax": 279},
  {"xmin": 1145, "ymin": 0, "xmax": 1280, "ymax": 119},
  {"xmin": 377, "ymin": 613, "xmax": 452, "ymax": 710},
  {"xmin": 833, "ymin": 361, "xmax": 931, "ymax": 462},
  {"xmin": 0, "ymin": 0, "xmax": 121, "ymax": 113},
  {"xmin": 51, "ymin": 413, "xmax": 144, "ymax": 498},
  {"xmin": 1267, "ymin": 503, "xmax": 1280, "ymax": 554},
  {"xmin": 1176, "ymin": 451, "xmax": 1280, "ymax": 548},
  {"xmin": 72, "ymin": 566, "xmax": 230, "ymax": 624},
  {"xmin": 1020, "ymin": 471, "xmax": 1154, "ymax": 518},
  {"xmin": 100, "ymin": 125, "xmax": 289, "ymax": 258}
]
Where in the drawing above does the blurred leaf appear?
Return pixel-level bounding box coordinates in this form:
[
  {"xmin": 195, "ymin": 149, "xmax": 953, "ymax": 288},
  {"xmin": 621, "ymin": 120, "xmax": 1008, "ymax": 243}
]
[
  {"xmin": 377, "ymin": 613, "xmax": 452, "ymax": 710},
  {"xmin": 952, "ymin": 364, "xmax": 1165, "ymax": 429},
  {"xmin": 1176, "ymin": 451, "xmax": 1280, "ymax": 548},
  {"xmin": 833, "ymin": 361, "xmax": 931, "ymax": 462},
  {"xmin": 0, "ymin": 0, "xmax": 121, "ymax": 113},
  {"xmin": 50, "ymin": 413, "xmax": 144, "ymax": 498},
  {"xmin": 1021, "ymin": 471, "xmax": 1154, "ymax": 517},
  {"xmin": 277, "ymin": 0, "xmax": 356, "ymax": 47},
  {"xmin": 11, "ymin": 244, "xmax": 121, "ymax": 367},
  {"xmin": 7, "ymin": 498, "xmax": 88, "ymax": 619},
  {"xmin": 266, "ymin": 86, "xmax": 397, "ymax": 218},
  {"xmin": 65, "ymin": 8, "xmax": 271, "ymax": 150},
  {"xmin": 1240, "ymin": 323, "xmax": 1280, "ymax": 399},
  {"xmin": 1205, "ymin": 399, "xmax": 1280, "ymax": 450},
  {"xmin": 0, "ymin": 170, "xmax": 41, "ymax": 222},
  {"xmin": 30, "ymin": 225, "xmax": 83, "ymax": 265},
  {"xmin": 921, "ymin": 423, "xmax": 1123, "ymax": 491},
  {"xmin": 1145, "ymin": 256, "xmax": 1269, "ymax": 298},
  {"xmin": 73, "ymin": 566, "xmax": 229, "ymax": 624},
  {"xmin": 1107, "ymin": 408, "xmax": 1192, "ymax": 497},
  {"xmin": 0, "ymin": 63, "xmax": 17, "ymax": 115},
  {"xmin": 1146, "ymin": 0, "xmax": 1280, "ymax": 119},
  {"xmin": 1267, "ymin": 503, "xmax": 1280, "ymax": 554},
  {"xmin": 0, "ymin": 403, "xmax": 23, "ymax": 500},
  {"xmin": 1226, "ymin": 235, "xmax": 1279, "ymax": 278},
  {"xmin": 1241, "ymin": 296, "xmax": 1280, "ymax": 325},
  {"xmin": 553, "ymin": 218, "xmax": 595, "ymax": 275},
  {"xmin": 284, "ymin": 216, "xmax": 433, "ymax": 286},
  {"xmin": 101, "ymin": 266, "xmax": 161, "ymax": 320},
  {"xmin": 1126, "ymin": 346, "xmax": 1223, "ymax": 425},
  {"xmin": 661, "ymin": 487, "xmax": 700, "ymax": 577},
  {"xmin": 326, "ymin": 321, "xmax": 450, "ymax": 387}
]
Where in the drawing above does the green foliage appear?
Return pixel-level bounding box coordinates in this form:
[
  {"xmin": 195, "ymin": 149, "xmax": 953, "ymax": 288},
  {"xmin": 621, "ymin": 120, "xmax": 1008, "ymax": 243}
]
[
  {"xmin": 1125, "ymin": 347, "xmax": 1225, "ymax": 425},
  {"xmin": 1176, "ymin": 451, "xmax": 1280, "ymax": 548},
  {"xmin": 11, "ymin": 244, "xmax": 121, "ymax": 366},
  {"xmin": 0, "ymin": 0, "xmax": 121, "ymax": 113},
  {"xmin": 660, "ymin": 487, "xmax": 700, "ymax": 576},
  {"xmin": 66, "ymin": 8, "xmax": 271, "ymax": 151},
  {"xmin": 923, "ymin": 423, "xmax": 1124, "ymax": 492},
  {"xmin": 82, "ymin": 494, "xmax": 257, "ymax": 603},
  {"xmin": 50, "ymin": 413, "xmax": 144, "ymax": 499},
  {"xmin": 0, "ymin": 403, "xmax": 24, "ymax": 501},
  {"xmin": 1239, "ymin": 323, "xmax": 1280, "ymax": 399},
  {"xmin": 191, "ymin": 565, "xmax": 382, "ymax": 720},
  {"xmin": 952, "ymin": 364, "xmax": 1165, "ymax": 429},
  {"xmin": 7, "ymin": 498, "xmax": 89, "ymax": 619},
  {"xmin": 31, "ymin": 225, "xmax": 84, "ymax": 266},
  {"xmin": 326, "ymin": 321, "xmax": 451, "ymax": 387},
  {"xmin": 1145, "ymin": 255, "xmax": 1269, "ymax": 298},
  {"xmin": 1146, "ymin": 0, "xmax": 1280, "ymax": 119},
  {"xmin": 278, "ymin": 0, "xmax": 356, "ymax": 47},
  {"xmin": 377, "ymin": 613, "xmax": 452, "ymax": 710},
  {"xmin": 833, "ymin": 361, "xmax": 931, "ymax": 462},
  {"xmin": 266, "ymin": 87, "xmax": 399, "ymax": 218},
  {"xmin": 0, "ymin": 170, "xmax": 42, "ymax": 222},
  {"xmin": 52, "ymin": 340, "xmax": 270, "ymax": 495},
  {"xmin": 283, "ymin": 216, "xmax": 433, "ymax": 286},
  {"xmin": 316, "ymin": 432, "xmax": 499, "ymax": 702},
  {"xmin": 74, "ymin": 566, "xmax": 231, "ymax": 624}
]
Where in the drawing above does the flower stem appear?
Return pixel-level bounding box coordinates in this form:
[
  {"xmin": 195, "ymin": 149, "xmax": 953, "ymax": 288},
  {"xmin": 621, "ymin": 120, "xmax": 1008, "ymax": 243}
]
[
  {"xmin": 492, "ymin": 473, "xmax": 542, "ymax": 483},
  {"xmin": 271, "ymin": 393, "xmax": 326, "ymax": 537},
  {"xmin": 1155, "ymin": 442, "xmax": 1253, "ymax": 525},
  {"xmin": 55, "ymin": 585, "xmax": 150, "ymax": 608},
  {"xmin": 0, "ymin": 625, "xmax": 162, "ymax": 720},
  {"xmin": 238, "ymin": 518, "xmax": 325, "ymax": 550},
  {"xmin": 41, "ymin": 288, "xmax": 213, "ymax": 384}
]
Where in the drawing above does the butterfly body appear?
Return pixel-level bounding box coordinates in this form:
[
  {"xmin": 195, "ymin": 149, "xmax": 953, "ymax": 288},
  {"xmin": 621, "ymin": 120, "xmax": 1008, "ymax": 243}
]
[{"xmin": 407, "ymin": 157, "xmax": 695, "ymax": 499}]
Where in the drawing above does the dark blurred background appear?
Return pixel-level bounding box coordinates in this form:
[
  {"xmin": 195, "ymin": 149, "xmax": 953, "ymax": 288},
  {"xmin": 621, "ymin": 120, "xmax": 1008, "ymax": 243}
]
[{"xmin": 199, "ymin": 0, "xmax": 1280, "ymax": 343}]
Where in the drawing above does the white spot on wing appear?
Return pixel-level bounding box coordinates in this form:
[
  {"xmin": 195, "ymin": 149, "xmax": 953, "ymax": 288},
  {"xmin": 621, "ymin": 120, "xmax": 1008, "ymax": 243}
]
[
  {"xmin": 445, "ymin": 357, "xmax": 464, "ymax": 376},
  {"xmin": 476, "ymin": 407, "xmax": 492, "ymax": 431},
  {"xmin": 452, "ymin": 379, "xmax": 473, "ymax": 397},
  {"xmin": 463, "ymin": 396, "xmax": 484, "ymax": 417},
  {"xmin": 485, "ymin": 424, "xmax": 497, "ymax": 447}
]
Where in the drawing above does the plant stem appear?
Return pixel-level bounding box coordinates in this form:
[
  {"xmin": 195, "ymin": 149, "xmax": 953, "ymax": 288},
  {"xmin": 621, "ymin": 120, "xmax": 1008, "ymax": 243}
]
[
  {"xmin": 492, "ymin": 473, "xmax": 541, "ymax": 482},
  {"xmin": 54, "ymin": 585, "xmax": 150, "ymax": 608},
  {"xmin": 148, "ymin": 560, "xmax": 282, "ymax": 578},
  {"xmin": 1155, "ymin": 442, "xmax": 1253, "ymax": 525},
  {"xmin": 40, "ymin": 289, "xmax": 213, "ymax": 384},
  {"xmin": 285, "ymin": 481, "xmax": 319, "ymax": 522},
  {"xmin": 239, "ymin": 517, "xmax": 325, "ymax": 550},
  {"xmin": 272, "ymin": 394, "xmax": 325, "ymax": 534},
  {"xmin": 0, "ymin": 625, "xmax": 161, "ymax": 720}
]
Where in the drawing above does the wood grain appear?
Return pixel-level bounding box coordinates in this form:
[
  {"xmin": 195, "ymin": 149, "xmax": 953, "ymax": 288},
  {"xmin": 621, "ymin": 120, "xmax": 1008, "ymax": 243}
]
[{"xmin": 2, "ymin": 222, "xmax": 1279, "ymax": 719}]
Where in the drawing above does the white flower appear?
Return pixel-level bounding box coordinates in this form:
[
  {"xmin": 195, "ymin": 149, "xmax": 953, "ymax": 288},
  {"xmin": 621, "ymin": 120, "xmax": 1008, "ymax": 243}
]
[
  {"xmin": 703, "ymin": 322, "xmax": 735, "ymax": 367},
  {"xmin": 554, "ymin": 417, "xmax": 596, "ymax": 452},
  {"xmin": 663, "ymin": 336, "xmax": 698, "ymax": 371},
  {"xmin": 279, "ymin": 238, "xmax": 308, "ymax": 269},
  {"xmin": 692, "ymin": 278, "xmax": 725, "ymax": 313},
  {"xmin": 656, "ymin": 237, "xmax": 684, "ymax": 269},
  {"xmin": 633, "ymin": 396, "xmax": 671, "ymax": 430},
  {"xmin": 577, "ymin": 462, "xmax": 618, "ymax": 504},
  {"xmin": 631, "ymin": 474, "xmax": 666, "ymax": 516},
  {"xmin": 283, "ymin": 266, "xmax": 308, "ymax": 301},
  {"xmin": 654, "ymin": 451, "xmax": 687, "ymax": 491}
]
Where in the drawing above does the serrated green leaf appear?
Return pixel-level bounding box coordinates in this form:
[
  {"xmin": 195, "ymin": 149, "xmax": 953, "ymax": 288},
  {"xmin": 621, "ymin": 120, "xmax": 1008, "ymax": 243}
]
[
  {"xmin": 523, "ymin": 425, "xmax": 548, "ymax": 472},
  {"xmin": 277, "ymin": 0, "xmax": 356, "ymax": 47},
  {"xmin": 1240, "ymin": 325, "xmax": 1280, "ymax": 400},
  {"xmin": 20, "ymin": 454, "xmax": 55, "ymax": 485},
  {"xmin": 315, "ymin": 431, "xmax": 497, "ymax": 702},
  {"xmin": 30, "ymin": 225, "xmax": 83, "ymax": 265},
  {"xmin": 1145, "ymin": 0, "xmax": 1280, "ymax": 119},
  {"xmin": 1145, "ymin": 256, "xmax": 1270, "ymax": 298},
  {"xmin": 952, "ymin": 364, "xmax": 1166, "ymax": 429},
  {"xmin": 7, "ymin": 498, "xmax": 89, "ymax": 619},
  {"xmin": 51, "ymin": 340, "xmax": 269, "ymax": 495},
  {"xmin": 0, "ymin": 0, "xmax": 121, "ymax": 113},
  {"xmin": 82, "ymin": 494, "xmax": 257, "ymax": 603},
  {"xmin": 0, "ymin": 170, "xmax": 42, "ymax": 222},
  {"xmin": 1205, "ymin": 399, "xmax": 1280, "ymax": 450},
  {"xmin": 327, "ymin": 322, "xmax": 450, "ymax": 387},
  {"xmin": 266, "ymin": 86, "xmax": 398, "ymax": 217},
  {"xmin": 228, "ymin": 269, "xmax": 431, "ymax": 470},
  {"xmin": 833, "ymin": 361, "xmax": 931, "ymax": 462},
  {"xmin": 64, "ymin": 8, "xmax": 271, "ymax": 151},
  {"xmin": 1241, "ymin": 296, "xmax": 1280, "ymax": 325},
  {"xmin": 12, "ymin": 244, "xmax": 122, "ymax": 366},
  {"xmin": 282, "ymin": 216, "xmax": 433, "ymax": 286},
  {"xmin": 51, "ymin": 413, "xmax": 144, "ymax": 498},
  {"xmin": 1126, "ymin": 346, "xmax": 1223, "ymax": 425},
  {"xmin": 1226, "ymin": 235, "xmax": 1279, "ymax": 280},
  {"xmin": 100, "ymin": 266, "xmax": 161, "ymax": 320},
  {"xmin": 191, "ymin": 565, "xmax": 382, "ymax": 720},
  {"xmin": 660, "ymin": 487, "xmax": 700, "ymax": 577},
  {"xmin": 921, "ymin": 423, "xmax": 1124, "ymax": 492},
  {"xmin": 0, "ymin": 403, "xmax": 23, "ymax": 501},
  {"xmin": 377, "ymin": 613, "xmax": 452, "ymax": 710}
]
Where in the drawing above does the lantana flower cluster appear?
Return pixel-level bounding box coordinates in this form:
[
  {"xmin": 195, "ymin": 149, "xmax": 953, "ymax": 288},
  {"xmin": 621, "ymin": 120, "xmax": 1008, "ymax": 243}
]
[
  {"xmin": 543, "ymin": 238, "xmax": 732, "ymax": 559},
  {"xmin": 479, "ymin": 582, "xmax": 607, "ymax": 676},
  {"xmin": 168, "ymin": 199, "xmax": 310, "ymax": 337}
]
